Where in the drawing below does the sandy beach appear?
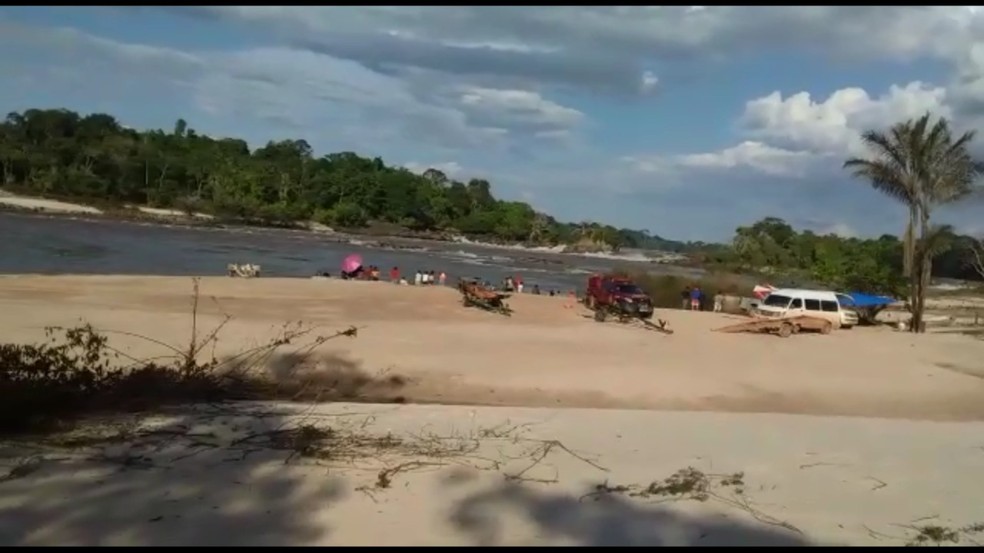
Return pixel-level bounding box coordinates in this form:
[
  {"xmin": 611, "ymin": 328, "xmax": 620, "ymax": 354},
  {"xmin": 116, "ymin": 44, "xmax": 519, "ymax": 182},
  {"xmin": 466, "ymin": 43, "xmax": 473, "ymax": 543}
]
[
  {"xmin": 1, "ymin": 275, "xmax": 983, "ymax": 546},
  {"xmin": 0, "ymin": 193, "xmax": 103, "ymax": 214},
  {"xmin": 1, "ymin": 275, "xmax": 983, "ymax": 421},
  {"xmin": 1, "ymin": 402, "xmax": 982, "ymax": 546}
]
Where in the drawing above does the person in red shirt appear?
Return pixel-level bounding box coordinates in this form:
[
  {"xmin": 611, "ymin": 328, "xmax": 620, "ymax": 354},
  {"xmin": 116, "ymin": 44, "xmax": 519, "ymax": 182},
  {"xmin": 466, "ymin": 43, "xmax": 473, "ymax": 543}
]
[{"xmin": 390, "ymin": 266, "xmax": 400, "ymax": 283}]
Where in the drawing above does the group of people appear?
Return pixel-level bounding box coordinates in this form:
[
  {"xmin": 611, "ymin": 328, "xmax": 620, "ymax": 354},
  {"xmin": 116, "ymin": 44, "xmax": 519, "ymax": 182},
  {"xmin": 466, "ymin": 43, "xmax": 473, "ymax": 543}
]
[
  {"xmin": 501, "ymin": 275, "xmax": 524, "ymax": 293},
  {"xmin": 333, "ymin": 262, "xmax": 563, "ymax": 298},
  {"xmin": 385, "ymin": 267, "xmax": 448, "ymax": 286},
  {"xmin": 339, "ymin": 265, "xmax": 382, "ymax": 280},
  {"xmin": 681, "ymin": 285, "xmax": 725, "ymax": 312}
]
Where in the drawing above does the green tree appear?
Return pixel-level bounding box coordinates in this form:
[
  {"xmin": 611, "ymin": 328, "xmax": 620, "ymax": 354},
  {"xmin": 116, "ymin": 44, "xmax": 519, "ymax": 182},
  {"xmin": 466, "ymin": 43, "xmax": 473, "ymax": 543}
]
[{"xmin": 844, "ymin": 114, "xmax": 980, "ymax": 332}]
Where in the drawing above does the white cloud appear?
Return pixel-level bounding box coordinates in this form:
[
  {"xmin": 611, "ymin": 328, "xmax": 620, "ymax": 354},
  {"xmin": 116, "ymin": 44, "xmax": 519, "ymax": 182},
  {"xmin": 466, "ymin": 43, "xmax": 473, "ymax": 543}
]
[
  {"xmin": 621, "ymin": 141, "xmax": 823, "ymax": 180},
  {"xmin": 740, "ymin": 82, "xmax": 951, "ymax": 156},
  {"xmin": 817, "ymin": 222, "xmax": 858, "ymax": 238},
  {"xmin": 5, "ymin": 7, "xmax": 984, "ymax": 240},
  {"xmin": 0, "ymin": 19, "xmax": 584, "ymax": 156},
  {"xmin": 176, "ymin": 6, "xmax": 984, "ymax": 94},
  {"xmin": 457, "ymin": 86, "xmax": 584, "ymax": 130},
  {"xmin": 640, "ymin": 70, "xmax": 659, "ymax": 93},
  {"xmin": 403, "ymin": 161, "xmax": 464, "ymax": 177},
  {"xmin": 676, "ymin": 141, "xmax": 822, "ymax": 177}
]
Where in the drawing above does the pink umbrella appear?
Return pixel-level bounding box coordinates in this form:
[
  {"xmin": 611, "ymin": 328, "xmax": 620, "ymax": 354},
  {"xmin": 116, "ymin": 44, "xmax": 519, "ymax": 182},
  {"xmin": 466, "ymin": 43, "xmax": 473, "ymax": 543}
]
[
  {"xmin": 341, "ymin": 254, "xmax": 363, "ymax": 274},
  {"xmin": 752, "ymin": 284, "xmax": 775, "ymax": 300}
]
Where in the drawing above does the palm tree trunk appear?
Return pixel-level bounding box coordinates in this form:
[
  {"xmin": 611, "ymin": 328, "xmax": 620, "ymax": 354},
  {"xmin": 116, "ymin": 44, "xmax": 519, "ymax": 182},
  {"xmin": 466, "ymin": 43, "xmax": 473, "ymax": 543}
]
[
  {"xmin": 911, "ymin": 208, "xmax": 931, "ymax": 334},
  {"xmin": 903, "ymin": 206, "xmax": 916, "ymax": 279},
  {"xmin": 903, "ymin": 206, "xmax": 918, "ymax": 329}
]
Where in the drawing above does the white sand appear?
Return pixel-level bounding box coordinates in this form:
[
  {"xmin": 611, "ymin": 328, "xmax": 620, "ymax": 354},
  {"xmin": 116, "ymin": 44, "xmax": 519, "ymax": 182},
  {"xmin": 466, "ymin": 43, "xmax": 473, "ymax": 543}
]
[
  {"xmin": 1, "ymin": 275, "xmax": 983, "ymax": 546},
  {"xmin": 0, "ymin": 403, "xmax": 981, "ymax": 546},
  {"xmin": 135, "ymin": 206, "xmax": 214, "ymax": 220},
  {"xmin": 1, "ymin": 275, "xmax": 983, "ymax": 420},
  {"xmin": 0, "ymin": 195, "xmax": 102, "ymax": 214}
]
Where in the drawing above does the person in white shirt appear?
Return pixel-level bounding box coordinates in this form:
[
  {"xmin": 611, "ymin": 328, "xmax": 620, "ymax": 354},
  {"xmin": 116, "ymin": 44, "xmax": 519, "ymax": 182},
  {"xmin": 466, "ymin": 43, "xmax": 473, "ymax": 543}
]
[{"xmin": 414, "ymin": 271, "xmax": 423, "ymax": 285}]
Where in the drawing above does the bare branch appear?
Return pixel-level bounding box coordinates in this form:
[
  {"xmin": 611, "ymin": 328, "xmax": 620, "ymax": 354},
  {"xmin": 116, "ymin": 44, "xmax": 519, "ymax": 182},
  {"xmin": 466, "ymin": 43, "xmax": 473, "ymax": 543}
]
[{"xmin": 969, "ymin": 238, "xmax": 984, "ymax": 280}]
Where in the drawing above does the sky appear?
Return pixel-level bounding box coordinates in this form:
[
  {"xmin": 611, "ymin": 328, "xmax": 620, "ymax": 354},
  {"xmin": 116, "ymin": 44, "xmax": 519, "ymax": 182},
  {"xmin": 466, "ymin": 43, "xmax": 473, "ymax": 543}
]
[{"xmin": 1, "ymin": 6, "xmax": 983, "ymax": 242}]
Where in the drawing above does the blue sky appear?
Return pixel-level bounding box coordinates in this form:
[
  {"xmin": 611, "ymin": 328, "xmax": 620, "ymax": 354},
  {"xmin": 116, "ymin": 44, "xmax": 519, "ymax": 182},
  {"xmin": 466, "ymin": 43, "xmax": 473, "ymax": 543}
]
[{"xmin": 1, "ymin": 6, "xmax": 983, "ymax": 241}]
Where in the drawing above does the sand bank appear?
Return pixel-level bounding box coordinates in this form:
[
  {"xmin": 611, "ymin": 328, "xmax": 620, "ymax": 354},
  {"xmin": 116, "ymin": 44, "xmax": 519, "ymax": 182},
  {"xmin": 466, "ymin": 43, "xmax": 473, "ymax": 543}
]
[
  {"xmin": 0, "ymin": 194, "xmax": 102, "ymax": 214},
  {"xmin": 134, "ymin": 206, "xmax": 214, "ymax": 220},
  {"xmin": 0, "ymin": 402, "xmax": 981, "ymax": 546},
  {"xmin": 1, "ymin": 275, "xmax": 983, "ymax": 421}
]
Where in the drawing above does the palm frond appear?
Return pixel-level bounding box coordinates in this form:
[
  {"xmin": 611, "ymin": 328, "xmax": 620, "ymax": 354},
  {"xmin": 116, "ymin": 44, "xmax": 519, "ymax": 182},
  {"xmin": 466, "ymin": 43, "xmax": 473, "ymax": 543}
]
[
  {"xmin": 844, "ymin": 157, "xmax": 913, "ymax": 204},
  {"xmin": 916, "ymin": 224, "xmax": 956, "ymax": 260}
]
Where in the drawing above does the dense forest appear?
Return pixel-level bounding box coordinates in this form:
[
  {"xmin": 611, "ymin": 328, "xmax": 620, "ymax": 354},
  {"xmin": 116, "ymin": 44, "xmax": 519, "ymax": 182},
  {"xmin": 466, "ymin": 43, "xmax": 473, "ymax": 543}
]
[
  {"xmin": 699, "ymin": 216, "xmax": 981, "ymax": 295},
  {"xmin": 0, "ymin": 108, "xmax": 689, "ymax": 252},
  {"xmin": 1, "ymin": 108, "xmax": 981, "ymax": 296}
]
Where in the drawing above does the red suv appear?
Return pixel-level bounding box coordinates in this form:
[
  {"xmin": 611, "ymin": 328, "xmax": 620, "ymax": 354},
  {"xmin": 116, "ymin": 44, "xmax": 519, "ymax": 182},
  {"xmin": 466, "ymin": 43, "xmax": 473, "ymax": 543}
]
[{"xmin": 584, "ymin": 274, "xmax": 655, "ymax": 320}]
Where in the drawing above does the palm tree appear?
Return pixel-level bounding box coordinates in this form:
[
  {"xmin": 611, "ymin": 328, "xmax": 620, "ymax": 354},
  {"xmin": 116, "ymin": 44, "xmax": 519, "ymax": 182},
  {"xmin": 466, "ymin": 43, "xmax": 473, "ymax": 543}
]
[
  {"xmin": 843, "ymin": 119, "xmax": 921, "ymax": 283},
  {"xmin": 844, "ymin": 113, "xmax": 979, "ymax": 333}
]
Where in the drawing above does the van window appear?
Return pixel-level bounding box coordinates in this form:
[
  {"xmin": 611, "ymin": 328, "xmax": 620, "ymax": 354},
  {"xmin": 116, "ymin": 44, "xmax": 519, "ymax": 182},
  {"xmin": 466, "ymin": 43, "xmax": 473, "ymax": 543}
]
[
  {"xmin": 790, "ymin": 298, "xmax": 803, "ymax": 309},
  {"xmin": 804, "ymin": 299, "xmax": 821, "ymax": 311},
  {"xmin": 763, "ymin": 294, "xmax": 791, "ymax": 308},
  {"xmin": 821, "ymin": 300, "xmax": 839, "ymax": 312}
]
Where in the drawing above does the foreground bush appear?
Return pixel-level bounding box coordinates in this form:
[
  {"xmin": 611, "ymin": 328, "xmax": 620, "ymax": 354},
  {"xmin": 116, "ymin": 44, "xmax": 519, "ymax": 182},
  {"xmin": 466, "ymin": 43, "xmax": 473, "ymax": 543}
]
[{"xmin": 0, "ymin": 306, "xmax": 360, "ymax": 436}]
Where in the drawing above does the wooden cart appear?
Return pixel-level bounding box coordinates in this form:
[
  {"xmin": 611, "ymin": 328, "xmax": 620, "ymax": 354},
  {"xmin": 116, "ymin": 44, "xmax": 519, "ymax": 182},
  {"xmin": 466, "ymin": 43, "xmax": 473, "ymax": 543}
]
[
  {"xmin": 458, "ymin": 280, "xmax": 513, "ymax": 317},
  {"xmin": 713, "ymin": 315, "xmax": 833, "ymax": 338}
]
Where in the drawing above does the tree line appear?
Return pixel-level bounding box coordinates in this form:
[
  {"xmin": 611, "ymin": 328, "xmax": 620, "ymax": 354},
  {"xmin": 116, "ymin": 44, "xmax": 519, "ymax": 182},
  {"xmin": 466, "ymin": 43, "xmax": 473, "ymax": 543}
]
[
  {"xmin": 0, "ymin": 108, "xmax": 688, "ymax": 252},
  {"xmin": 701, "ymin": 115, "xmax": 982, "ymax": 332},
  {"xmin": 696, "ymin": 215, "xmax": 980, "ymax": 296},
  {"xmin": 1, "ymin": 108, "xmax": 981, "ymax": 318}
]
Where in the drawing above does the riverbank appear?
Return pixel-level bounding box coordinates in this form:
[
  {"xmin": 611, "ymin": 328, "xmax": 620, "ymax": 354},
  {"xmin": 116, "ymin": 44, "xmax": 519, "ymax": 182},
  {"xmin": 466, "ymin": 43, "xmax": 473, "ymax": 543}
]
[
  {"xmin": 2, "ymin": 275, "xmax": 983, "ymax": 420},
  {"xmin": 0, "ymin": 191, "xmax": 687, "ymax": 265}
]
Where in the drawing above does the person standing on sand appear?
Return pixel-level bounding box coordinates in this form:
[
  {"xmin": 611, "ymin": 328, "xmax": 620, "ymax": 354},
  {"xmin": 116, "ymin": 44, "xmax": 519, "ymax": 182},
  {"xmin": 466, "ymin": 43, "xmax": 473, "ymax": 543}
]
[
  {"xmin": 690, "ymin": 286, "xmax": 701, "ymax": 311},
  {"xmin": 438, "ymin": 271, "xmax": 447, "ymax": 286},
  {"xmin": 713, "ymin": 291, "xmax": 723, "ymax": 312},
  {"xmin": 515, "ymin": 274, "xmax": 524, "ymax": 294},
  {"xmin": 681, "ymin": 286, "xmax": 691, "ymax": 310},
  {"xmin": 414, "ymin": 270, "xmax": 423, "ymax": 286},
  {"xmin": 390, "ymin": 266, "xmax": 400, "ymax": 283}
]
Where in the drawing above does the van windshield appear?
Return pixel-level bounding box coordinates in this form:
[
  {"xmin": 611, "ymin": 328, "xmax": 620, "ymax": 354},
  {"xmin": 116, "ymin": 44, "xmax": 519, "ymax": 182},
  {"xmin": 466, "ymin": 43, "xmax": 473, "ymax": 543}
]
[{"xmin": 762, "ymin": 294, "xmax": 792, "ymax": 308}]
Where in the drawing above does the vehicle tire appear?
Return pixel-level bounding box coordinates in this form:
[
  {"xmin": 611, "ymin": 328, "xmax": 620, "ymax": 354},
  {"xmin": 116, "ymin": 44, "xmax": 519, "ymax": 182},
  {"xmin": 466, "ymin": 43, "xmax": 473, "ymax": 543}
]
[
  {"xmin": 594, "ymin": 309, "xmax": 606, "ymax": 323},
  {"xmin": 778, "ymin": 323, "xmax": 793, "ymax": 338},
  {"xmin": 820, "ymin": 321, "xmax": 832, "ymax": 335},
  {"xmin": 640, "ymin": 312, "xmax": 654, "ymax": 321},
  {"xmin": 841, "ymin": 325, "xmax": 853, "ymax": 330}
]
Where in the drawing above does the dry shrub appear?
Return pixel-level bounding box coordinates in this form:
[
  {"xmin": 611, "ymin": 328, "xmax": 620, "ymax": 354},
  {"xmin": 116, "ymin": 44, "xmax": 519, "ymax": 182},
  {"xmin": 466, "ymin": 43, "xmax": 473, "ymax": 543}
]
[{"xmin": 0, "ymin": 279, "xmax": 363, "ymax": 436}]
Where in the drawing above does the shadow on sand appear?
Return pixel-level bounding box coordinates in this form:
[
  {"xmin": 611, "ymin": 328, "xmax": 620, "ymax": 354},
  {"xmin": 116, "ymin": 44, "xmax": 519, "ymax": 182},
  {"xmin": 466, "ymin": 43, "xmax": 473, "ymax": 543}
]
[
  {"xmin": 447, "ymin": 479, "xmax": 813, "ymax": 546},
  {"xmin": 0, "ymin": 405, "xmax": 345, "ymax": 546},
  {"xmin": 2, "ymin": 403, "xmax": 815, "ymax": 547}
]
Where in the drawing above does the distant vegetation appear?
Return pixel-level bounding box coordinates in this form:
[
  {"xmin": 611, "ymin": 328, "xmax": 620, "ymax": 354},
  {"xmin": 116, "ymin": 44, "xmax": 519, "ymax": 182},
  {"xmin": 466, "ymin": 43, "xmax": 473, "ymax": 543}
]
[
  {"xmin": 1, "ymin": 108, "xmax": 981, "ymax": 301},
  {"xmin": 0, "ymin": 108, "xmax": 691, "ymax": 253},
  {"xmin": 843, "ymin": 114, "xmax": 981, "ymax": 331}
]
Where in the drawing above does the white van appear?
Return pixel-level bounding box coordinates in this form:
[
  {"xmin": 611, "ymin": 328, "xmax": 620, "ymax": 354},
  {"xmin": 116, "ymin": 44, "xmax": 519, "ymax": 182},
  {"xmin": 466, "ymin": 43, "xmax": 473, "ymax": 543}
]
[{"xmin": 754, "ymin": 289, "xmax": 859, "ymax": 329}]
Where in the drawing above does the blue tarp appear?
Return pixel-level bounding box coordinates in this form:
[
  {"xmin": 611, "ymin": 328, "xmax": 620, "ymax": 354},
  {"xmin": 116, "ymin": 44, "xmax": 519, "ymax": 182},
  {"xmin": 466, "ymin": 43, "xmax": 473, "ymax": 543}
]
[{"xmin": 841, "ymin": 291, "xmax": 897, "ymax": 308}]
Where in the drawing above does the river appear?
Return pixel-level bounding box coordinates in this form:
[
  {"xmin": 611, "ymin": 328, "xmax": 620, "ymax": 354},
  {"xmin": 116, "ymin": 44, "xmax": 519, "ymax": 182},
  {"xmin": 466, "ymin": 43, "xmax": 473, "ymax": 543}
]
[{"xmin": 0, "ymin": 212, "xmax": 700, "ymax": 291}]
